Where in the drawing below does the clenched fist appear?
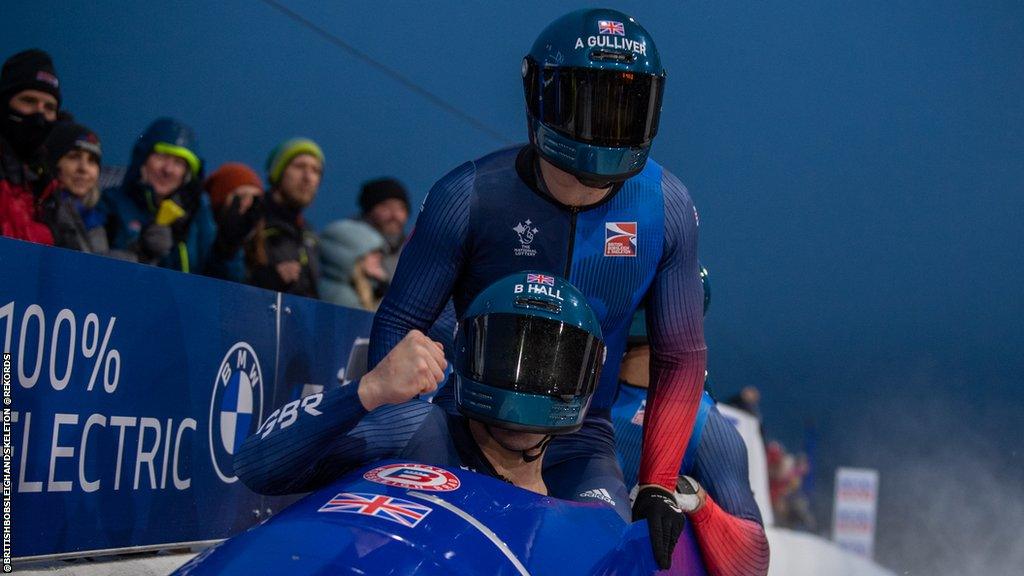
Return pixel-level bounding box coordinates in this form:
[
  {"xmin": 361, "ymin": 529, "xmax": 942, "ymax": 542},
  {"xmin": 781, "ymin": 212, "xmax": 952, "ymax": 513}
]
[{"xmin": 358, "ymin": 330, "xmax": 446, "ymax": 411}]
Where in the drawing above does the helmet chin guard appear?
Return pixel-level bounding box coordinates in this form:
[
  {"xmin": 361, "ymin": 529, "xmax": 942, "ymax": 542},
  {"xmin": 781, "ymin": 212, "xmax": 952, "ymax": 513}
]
[{"xmin": 529, "ymin": 119, "xmax": 650, "ymax": 184}]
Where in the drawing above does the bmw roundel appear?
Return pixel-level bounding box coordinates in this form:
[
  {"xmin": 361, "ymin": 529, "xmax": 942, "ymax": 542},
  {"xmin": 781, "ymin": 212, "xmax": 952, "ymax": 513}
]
[{"xmin": 209, "ymin": 342, "xmax": 264, "ymax": 483}]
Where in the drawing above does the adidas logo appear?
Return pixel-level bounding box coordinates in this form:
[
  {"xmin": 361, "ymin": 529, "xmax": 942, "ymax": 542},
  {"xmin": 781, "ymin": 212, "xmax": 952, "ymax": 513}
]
[{"xmin": 579, "ymin": 488, "xmax": 616, "ymax": 506}]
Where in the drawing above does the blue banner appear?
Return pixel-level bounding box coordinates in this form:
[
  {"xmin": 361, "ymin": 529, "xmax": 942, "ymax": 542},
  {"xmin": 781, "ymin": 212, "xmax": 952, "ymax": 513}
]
[{"xmin": 0, "ymin": 238, "xmax": 373, "ymax": 560}]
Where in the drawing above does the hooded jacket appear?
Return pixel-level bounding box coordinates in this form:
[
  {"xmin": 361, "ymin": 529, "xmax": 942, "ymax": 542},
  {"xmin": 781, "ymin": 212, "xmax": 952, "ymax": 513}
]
[
  {"xmin": 319, "ymin": 219, "xmax": 385, "ymax": 309},
  {"xmin": 101, "ymin": 118, "xmax": 243, "ymax": 280}
]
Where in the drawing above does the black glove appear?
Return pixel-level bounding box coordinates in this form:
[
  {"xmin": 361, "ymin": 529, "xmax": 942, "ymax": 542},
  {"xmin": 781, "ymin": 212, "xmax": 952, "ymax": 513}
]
[
  {"xmin": 633, "ymin": 485, "xmax": 685, "ymax": 570},
  {"xmin": 214, "ymin": 194, "xmax": 263, "ymax": 257},
  {"xmin": 138, "ymin": 223, "xmax": 174, "ymax": 262}
]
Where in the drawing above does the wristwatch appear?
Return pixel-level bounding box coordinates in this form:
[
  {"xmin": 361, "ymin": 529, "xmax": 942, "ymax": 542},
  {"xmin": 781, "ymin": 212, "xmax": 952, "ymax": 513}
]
[{"xmin": 675, "ymin": 475, "xmax": 705, "ymax": 513}]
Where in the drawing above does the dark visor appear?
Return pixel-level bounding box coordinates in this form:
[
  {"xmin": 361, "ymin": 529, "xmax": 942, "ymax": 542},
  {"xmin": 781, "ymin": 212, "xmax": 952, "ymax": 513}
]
[
  {"xmin": 459, "ymin": 313, "xmax": 604, "ymax": 398},
  {"xmin": 525, "ymin": 59, "xmax": 665, "ymax": 148}
]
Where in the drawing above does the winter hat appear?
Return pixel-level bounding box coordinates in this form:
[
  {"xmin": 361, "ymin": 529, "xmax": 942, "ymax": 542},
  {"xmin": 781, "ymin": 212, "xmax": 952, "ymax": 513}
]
[
  {"xmin": 45, "ymin": 121, "xmax": 101, "ymax": 168},
  {"xmin": 132, "ymin": 117, "xmax": 202, "ymax": 177},
  {"xmin": 204, "ymin": 162, "xmax": 263, "ymax": 211},
  {"xmin": 0, "ymin": 49, "xmax": 61, "ymax": 106},
  {"xmin": 265, "ymin": 137, "xmax": 324, "ymax": 185},
  {"xmin": 358, "ymin": 177, "xmax": 409, "ymax": 214}
]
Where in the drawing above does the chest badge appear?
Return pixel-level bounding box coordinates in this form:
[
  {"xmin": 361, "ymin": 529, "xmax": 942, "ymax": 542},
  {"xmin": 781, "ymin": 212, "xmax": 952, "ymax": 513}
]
[
  {"xmin": 513, "ymin": 219, "xmax": 539, "ymax": 257},
  {"xmin": 604, "ymin": 222, "xmax": 637, "ymax": 257}
]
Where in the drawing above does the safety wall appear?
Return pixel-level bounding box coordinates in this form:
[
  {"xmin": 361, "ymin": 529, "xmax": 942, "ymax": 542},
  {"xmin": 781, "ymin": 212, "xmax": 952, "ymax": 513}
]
[
  {"xmin": 766, "ymin": 528, "xmax": 896, "ymax": 576},
  {"xmin": 0, "ymin": 238, "xmax": 373, "ymax": 560}
]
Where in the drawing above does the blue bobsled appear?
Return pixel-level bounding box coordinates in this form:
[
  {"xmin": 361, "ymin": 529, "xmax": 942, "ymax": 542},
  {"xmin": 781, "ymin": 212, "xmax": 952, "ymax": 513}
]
[{"xmin": 173, "ymin": 460, "xmax": 707, "ymax": 575}]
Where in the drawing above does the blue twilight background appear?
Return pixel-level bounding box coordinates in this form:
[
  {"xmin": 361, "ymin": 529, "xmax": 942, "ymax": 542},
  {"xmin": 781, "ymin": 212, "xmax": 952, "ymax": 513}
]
[{"xmin": 4, "ymin": 1, "xmax": 1022, "ymax": 573}]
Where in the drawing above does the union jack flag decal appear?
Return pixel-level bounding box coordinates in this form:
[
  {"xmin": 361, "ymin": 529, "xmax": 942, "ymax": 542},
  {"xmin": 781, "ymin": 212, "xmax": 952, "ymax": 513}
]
[
  {"xmin": 527, "ymin": 273, "xmax": 555, "ymax": 286},
  {"xmin": 598, "ymin": 20, "xmax": 625, "ymax": 36},
  {"xmin": 318, "ymin": 492, "xmax": 433, "ymax": 528}
]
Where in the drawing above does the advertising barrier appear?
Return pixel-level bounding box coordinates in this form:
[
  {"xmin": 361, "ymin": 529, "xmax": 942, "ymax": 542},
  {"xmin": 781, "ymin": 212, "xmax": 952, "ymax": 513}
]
[{"xmin": 0, "ymin": 238, "xmax": 373, "ymax": 560}]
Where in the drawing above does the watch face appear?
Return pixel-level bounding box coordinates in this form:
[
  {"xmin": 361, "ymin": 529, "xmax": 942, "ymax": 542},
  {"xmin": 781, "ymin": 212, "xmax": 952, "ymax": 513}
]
[
  {"xmin": 675, "ymin": 476, "xmax": 702, "ymax": 513},
  {"xmin": 676, "ymin": 475, "xmax": 698, "ymax": 495},
  {"xmin": 675, "ymin": 491, "xmax": 702, "ymax": 513}
]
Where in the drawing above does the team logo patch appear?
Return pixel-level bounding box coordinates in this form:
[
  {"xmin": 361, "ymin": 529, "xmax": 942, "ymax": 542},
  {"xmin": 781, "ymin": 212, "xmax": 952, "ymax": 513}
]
[
  {"xmin": 208, "ymin": 342, "xmax": 264, "ymax": 483},
  {"xmin": 364, "ymin": 463, "xmax": 461, "ymax": 492},
  {"xmin": 526, "ymin": 273, "xmax": 555, "ymax": 286},
  {"xmin": 604, "ymin": 222, "xmax": 637, "ymax": 257},
  {"xmin": 631, "ymin": 399, "xmax": 646, "ymax": 426},
  {"xmin": 319, "ymin": 492, "xmax": 433, "ymax": 528},
  {"xmin": 598, "ymin": 20, "xmax": 625, "ymax": 36},
  {"xmin": 513, "ymin": 220, "xmax": 539, "ymax": 257}
]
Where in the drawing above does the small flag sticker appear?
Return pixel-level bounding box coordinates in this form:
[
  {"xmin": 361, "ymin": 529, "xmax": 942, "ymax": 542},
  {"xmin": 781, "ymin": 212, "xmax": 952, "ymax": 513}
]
[
  {"xmin": 527, "ymin": 273, "xmax": 555, "ymax": 286},
  {"xmin": 318, "ymin": 492, "xmax": 433, "ymax": 528},
  {"xmin": 598, "ymin": 20, "xmax": 625, "ymax": 36}
]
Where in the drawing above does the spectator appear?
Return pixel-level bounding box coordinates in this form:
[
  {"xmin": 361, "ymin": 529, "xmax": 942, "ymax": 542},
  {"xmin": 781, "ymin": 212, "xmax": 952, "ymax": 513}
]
[
  {"xmin": 204, "ymin": 162, "xmax": 264, "ymax": 271},
  {"xmin": 44, "ymin": 120, "xmax": 122, "ymax": 256},
  {"xmin": 766, "ymin": 440, "xmax": 816, "ymax": 531},
  {"xmin": 246, "ymin": 137, "xmax": 323, "ymax": 298},
  {"xmin": 0, "ymin": 49, "xmax": 60, "ymax": 245},
  {"xmin": 725, "ymin": 384, "xmax": 768, "ymax": 443},
  {"xmin": 357, "ymin": 177, "xmax": 409, "ymax": 282},
  {"xmin": 103, "ymin": 117, "xmax": 243, "ymax": 280},
  {"xmin": 726, "ymin": 386, "xmax": 763, "ymax": 419},
  {"xmin": 319, "ymin": 219, "xmax": 388, "ymax": 310}
]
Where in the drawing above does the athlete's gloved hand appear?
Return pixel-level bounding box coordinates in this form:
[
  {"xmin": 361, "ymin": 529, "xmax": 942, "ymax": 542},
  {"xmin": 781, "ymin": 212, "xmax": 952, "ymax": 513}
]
[
  {"xmin": 358, "ymin": 330, "xmax": 446, "ymax": 411},
  {"xmin": 633, "ymin": 484, "xmax": 685, "ymax": 570}
]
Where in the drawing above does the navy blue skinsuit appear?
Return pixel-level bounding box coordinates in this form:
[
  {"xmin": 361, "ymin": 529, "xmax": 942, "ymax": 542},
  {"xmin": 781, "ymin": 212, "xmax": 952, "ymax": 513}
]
[
  {"xmin": 369, "ymin": 146, "xmax": 707, "ymax": 519},
  {"xmin": 235, "ymin": 383, "xmax": 493, "ymax": 495}
]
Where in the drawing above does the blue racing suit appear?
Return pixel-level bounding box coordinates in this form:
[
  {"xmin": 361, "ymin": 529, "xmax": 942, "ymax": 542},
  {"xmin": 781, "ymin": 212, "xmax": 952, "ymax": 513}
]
[{"xmin": 369, "ymin": 146, "xmax": 707, "ymax": 518}]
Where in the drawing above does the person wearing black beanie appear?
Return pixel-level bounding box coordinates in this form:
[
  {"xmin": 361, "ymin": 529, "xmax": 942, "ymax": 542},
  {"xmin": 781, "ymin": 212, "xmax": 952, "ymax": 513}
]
[
  {"xmin": 0, "ymin": 48, "xmax": 61, "ymax": 245},
  {"xmin": 1, "ymin": 49, "xmax": 61, "ymax": 160},
  {"xmin": 358, "ymin": 177, "xmax": 410, "ymax": 284}
]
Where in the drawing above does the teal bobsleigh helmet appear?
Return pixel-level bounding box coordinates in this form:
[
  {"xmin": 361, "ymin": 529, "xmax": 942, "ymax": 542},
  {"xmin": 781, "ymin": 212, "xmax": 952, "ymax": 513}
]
[
  {"xmin": 455, "ymin": 272, "xmax": 605, "ymax": 435},
  {"xmin": 523, "ymin": 8, "xmax": 666, "ymax": 186}
]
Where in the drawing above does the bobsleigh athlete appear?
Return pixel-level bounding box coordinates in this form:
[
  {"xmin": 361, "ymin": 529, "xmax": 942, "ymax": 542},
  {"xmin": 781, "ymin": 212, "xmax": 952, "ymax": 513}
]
[
  {"xmin": 613, "ymin": 266, "xmax": 770, "ymax": 575},
  {"xmin": 370, "ymin": 9, "xmax": 705, "ymax": 568},
  {"xmin": 236, "ymin": 273, "xmax": 605, "ymax": 502}
]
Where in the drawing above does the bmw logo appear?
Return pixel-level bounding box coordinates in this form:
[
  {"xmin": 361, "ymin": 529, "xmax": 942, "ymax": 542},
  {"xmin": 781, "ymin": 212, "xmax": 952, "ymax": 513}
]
[{"xmin": 208, "ymin": 342, "xmax": 264, "ymax": 483}]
